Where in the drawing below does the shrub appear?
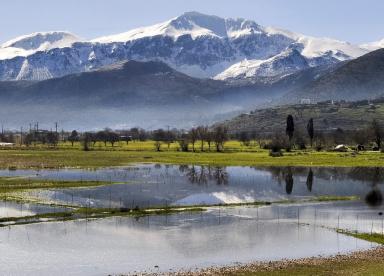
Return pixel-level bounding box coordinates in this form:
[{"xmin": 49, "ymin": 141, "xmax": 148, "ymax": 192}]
[
  {"xmin": 269, "ymin": 151, "xmax": 283, "ymax": 157},
  {"xmin": 178, "ymin": 139, "xmax": 189, "ymax": 152},
  {"xmin": 265, "ymin": 136, "xmax": 287, "ymax": 156}
]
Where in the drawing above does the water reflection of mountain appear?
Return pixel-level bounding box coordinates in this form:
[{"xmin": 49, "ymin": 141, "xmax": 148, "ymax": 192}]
[
  {"xmin": 28, "ymin": 164, "xmax": 384, "ymax": 208},
  {"xmin": 156, "ymin": 165, "xmax": 384, "ymax": 204},
  {"xmin": 177, "ymin": 165, "xmax": 383, "ymax": 204}
]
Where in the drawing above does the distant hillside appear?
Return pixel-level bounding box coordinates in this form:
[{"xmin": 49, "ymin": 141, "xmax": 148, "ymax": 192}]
[
  {"xmin": 0, "ymin": 60, "xmax": 290, "ymax": 129},
  {"xmin": 1, "ymin": 49, "xmax": 384, "ymax": 130},
  {"xmin": 0, "ymin": 60, "xmax": 226, "ymax": 129},
  {"xmin": 283, "ymin": 49, "xmax": 384, "ymax": 103},
  {"xmin": 218, "ymin": 99, "xmax": 384, "ymax": 135},
  {"xmin": 5, "ymin": 60, "xmax": 224, "ymax": 106}
]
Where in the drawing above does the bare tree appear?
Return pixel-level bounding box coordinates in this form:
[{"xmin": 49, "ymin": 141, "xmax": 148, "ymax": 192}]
[
  {"xmin": 153, "ymin": 129, "xmax": 166, "ymax": 151},
  {"xmin": 107, "ymin": 132, "xmax": 119, "ymax": 147},
  {"xmin": 165, "ymin": 128, "xmax": 175, "ymax": 150},
  {"xmin": 189, "ymin": 128, "xmax": 199, "ymax": 152},
  {"xmin": 371, "ymin": 119, "xmax": 382, "ymax": 149},
  {"xmin": 82, "ymin": 132, "xmax": 91, "ymax": 151},
  {"xmin": 353, "ymin": 129, "xmax": 368, "ymax": 147},
  {"xmin": 197, "ymin": 126, "xmax": 208, "ymax": 152},
  {"xmin": 68, "ymin": 130, "xmax": 79, "ymax": 147},
  {"xmin": 213, "ymin": 126, "xmax": 228, "ymax": 152},
  {"xmin": 205, "ymin": 130, "xmax": 213, "ymax": 151},
  {"xmin": 239, "ymin": 131, "xmax": 250, "ymax": 147},
  {"xmin": 46, "ymin": 132, "xmax": 59, "ymax": 147},
  {"xmin": 96, "ymin": 131, "xmax": 108, "ymax": 146},
  {"xmin": 178, "ymin": 133, "xmax": 189, "ymax": 152}
]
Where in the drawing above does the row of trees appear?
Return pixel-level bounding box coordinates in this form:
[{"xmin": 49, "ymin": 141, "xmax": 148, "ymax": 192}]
[
  {"xmin": 75, "ymin": 126, "xmax": 229, "ymax": 152},
  {"xmin": 278, "ymin": 115, "xmax": 383, "ymax": 152},
  {"xmin": 1, "ymin": 116, "xmax": 382, "ymax": 153},
  {"xmin": 152, "ymin": 126, "xmax": 228, "ymax": 152}
]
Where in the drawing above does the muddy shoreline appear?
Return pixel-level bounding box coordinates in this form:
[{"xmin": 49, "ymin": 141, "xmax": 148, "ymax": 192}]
[{"xmin": 132, "ymin": 246, "xmax": 384, "ymax": 275}]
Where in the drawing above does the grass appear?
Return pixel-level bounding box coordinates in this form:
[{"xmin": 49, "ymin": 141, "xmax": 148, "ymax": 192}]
[
  {"xmin": 0, "ymin": 145, "xmax": 383, "ymax": 169},
  {"xmin": 198, "ymin": 232, "xmax": 384, "ymax": 275},
  {"xmin": 0, "ymin": 205, "xmax": 206, "ymax": 227},
  {"xmin": 311, "ymin": 195, "xmax": 359, "ymax": 202},
  {"xmin": 337, "ymin": 230, "xmax": 384, "ymax": 245},
  {"xmin": 0, "ymin": 195, "xmax": 360, "ymax": 227},
  {"xmin": 232, "ymin": 256, "xmax": 384, "ymax": 276},
  {"xmin": 0, "ymin": 177, "xmax": 113, "ymax": 194}
]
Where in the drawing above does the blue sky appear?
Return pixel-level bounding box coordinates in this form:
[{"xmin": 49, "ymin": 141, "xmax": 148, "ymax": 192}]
[{"xmin": 1, "ymin": 0, "xmax": 383, "ymax": 44}]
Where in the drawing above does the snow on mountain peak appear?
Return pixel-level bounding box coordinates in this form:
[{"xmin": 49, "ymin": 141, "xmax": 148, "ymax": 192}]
[
  {"xmin": 0, "ymin": 12, "xmax": 380, "ymax": 82},
  {"xmin": 215, "ymin": 48, "xmax": 309, "ymax": 80},
  {"xmin": 92, "ymin": 11, "xmax": 229, "ymax": 43},
  {"xmin": 169, "ymin": 11, "xmax": 227, "ymax": 37},
  {"xmin": 264, "ymin": 26, "xmax": 367, "ymax": 60},
  {"xmin": 0, "ymin": 31, "xmax": 80, "ymax": 59},
  {"xmin": 92, "ymin": 12, "xmax": 367, "ymax": 61},
  {"xmin": 2, "ymin": 31, "xmax": 79, "ymax": 50},
  {"xmin": 92, "ymin": 12, "xmax": 263, "ymax": 42},
  {"xmin": 226, "ymin": 18, "xmax": 263, "ymax": 38},
  {"xmin": 360, "ymin": 38, "xmax": 384, "ymax": 51}
]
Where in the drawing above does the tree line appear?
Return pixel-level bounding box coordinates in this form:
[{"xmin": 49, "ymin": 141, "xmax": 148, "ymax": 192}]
[{"xmin": 0, "ymin": 116, "xmax": 383, "ymax": 153}]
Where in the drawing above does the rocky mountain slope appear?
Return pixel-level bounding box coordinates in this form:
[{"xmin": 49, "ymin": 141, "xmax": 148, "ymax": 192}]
[
  {"xmin": 0, "ymin": 12, "xmax": 370, "ymax": 81},
  {"xmin": 282, "ymin": 48, "xmax": 384, "ymax": 104}
]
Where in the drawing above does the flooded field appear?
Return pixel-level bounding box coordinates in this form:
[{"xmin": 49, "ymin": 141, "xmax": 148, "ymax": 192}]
[
  {"xmin": 0, "ymin": 164, "xmax": 383, "ymax": 275},
  {"xmin": 0, "ymin": 201, "xmax": 68, "ymax": 218},
  {"xmin": 5, "ymin": 164, "xmax": 382, "ymax": 208},
  {"xmin": 0, "ymin": 201, "xmax": 380, "ymax": 275}
]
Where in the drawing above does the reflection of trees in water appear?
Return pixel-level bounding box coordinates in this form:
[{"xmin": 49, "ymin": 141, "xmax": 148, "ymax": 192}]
[
  {"xmin": 259, "ymin": 167, "xmax": 307, "ymax": 188},
  {"xmin": 365, "ymin": 189, "xmax": 383, "ymax": 207},
  {"xmin": 178, "ymin": 165, "xmax": 189, "ymax": 173},
  {"xmin": 347, "ymin": 167, "xmax": 384, "ymax": 184},
  {"xmin": 284, "ymin": 167, "xmax": 294, "ymax": 194},
  {"xmin": 180, "ymin": 165, "xmax": 228, "ymax": 185},
  {"xmin": 179, "ymin": 165, "xmax": 384, "ymax": 205},
  {"xmin": 360, "ymin": 167, "xmax": 384, "ymax": 207},
  {"xmin": 313, "ymin": 167, "xmax": 384, "ymax": 184},
  {"xmin": 263, "ymin": 166, "xmax": 384, "ymax": 184},
  {"xmin": 214, "ymin": 167, "xmax": 229, "ymax": 185},
  {"xmin": 306, "ymin": 168, "xmax": 314, "ymax": 192}
]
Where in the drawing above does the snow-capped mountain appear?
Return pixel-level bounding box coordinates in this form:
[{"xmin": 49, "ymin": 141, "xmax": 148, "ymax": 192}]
[
  {"xmin": 0, "ymin": 12, "xmax": 375, "ymax": 81},
  {"xmin": 215, "ymin": 48, "xmax": 310, "ymax": 80},
  {"xmin": 360, "ymin": 38, "xmax": 384, "ymax": 51},
  {"xmin": 0, "ymin": 31, "xmax": 80, "ymax": 59}
]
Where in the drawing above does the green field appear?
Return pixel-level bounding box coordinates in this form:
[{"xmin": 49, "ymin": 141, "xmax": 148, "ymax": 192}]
[
  {"xmin": 1, "ymin": 140, "xmax": 384, "ymax": 275},
  {"xmin": 0, "ymin": 140, "xmax": 383, "ymax": 169}
]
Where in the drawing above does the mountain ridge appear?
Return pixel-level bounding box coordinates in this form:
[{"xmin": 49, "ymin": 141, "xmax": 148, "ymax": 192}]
[
  {"xmin": 282, "ymin": 48, "xmax": 384, "ymax": 104},
  {"xmin": 0, "ymin": 12, "xmax": 372, "ymax": 81}
]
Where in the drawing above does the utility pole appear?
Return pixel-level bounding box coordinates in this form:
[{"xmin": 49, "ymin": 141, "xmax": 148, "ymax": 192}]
[
  {"xmin": 55, "ymin": 122, "xmax": 58, "ymax": 133},
  {"xmin": 20, "ymin": 127, "xmax": 23, "ymax": 146}
]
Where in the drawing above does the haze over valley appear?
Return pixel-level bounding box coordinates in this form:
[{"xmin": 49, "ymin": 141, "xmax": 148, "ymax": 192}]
[{"xmin": 1, "ymin": 11, "xmax": 384, "ymax": 129}]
